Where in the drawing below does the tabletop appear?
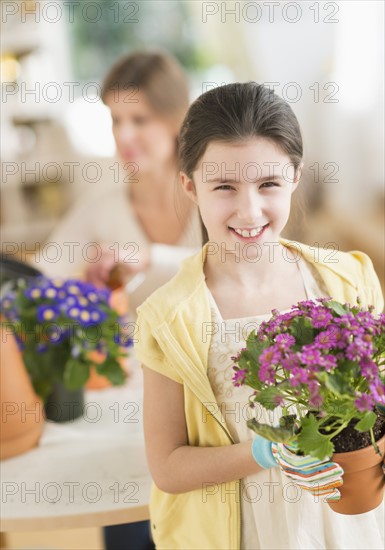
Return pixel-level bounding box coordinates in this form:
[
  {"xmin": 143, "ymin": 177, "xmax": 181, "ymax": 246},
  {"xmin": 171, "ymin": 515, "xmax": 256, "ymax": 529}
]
[{"xmin": 0, "ymin": 361, "xmax": 151, "ymax": 532}]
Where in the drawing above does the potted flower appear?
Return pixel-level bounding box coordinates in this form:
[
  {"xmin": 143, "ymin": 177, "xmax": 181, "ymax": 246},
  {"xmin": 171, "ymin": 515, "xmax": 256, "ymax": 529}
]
[
  {"xmin": 0, "ymin": 276, "xmax": 131, "ymax": 422},
  {"xmin": 232, "ymin": 298, "xmax": 385, "ymax": 515}
]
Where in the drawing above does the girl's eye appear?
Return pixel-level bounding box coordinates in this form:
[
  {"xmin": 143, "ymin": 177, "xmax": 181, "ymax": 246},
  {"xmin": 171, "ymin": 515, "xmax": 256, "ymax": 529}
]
[
  {"xmin": 134, "ymin": 116, "xmax": 149, "ymax": 125},
  {"xmin": 214, "ymin": 185, "xmax": 234, "ymax": 191},
  {"xmin": 260, "ymin": 181, "xmax": 279, "ymax": 188}
]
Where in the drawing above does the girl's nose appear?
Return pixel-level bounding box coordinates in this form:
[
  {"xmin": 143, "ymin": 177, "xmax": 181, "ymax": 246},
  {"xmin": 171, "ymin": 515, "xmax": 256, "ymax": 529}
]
[{"xmin": 236, "ymin": 187, "xmax": 263, "ymax": 222}]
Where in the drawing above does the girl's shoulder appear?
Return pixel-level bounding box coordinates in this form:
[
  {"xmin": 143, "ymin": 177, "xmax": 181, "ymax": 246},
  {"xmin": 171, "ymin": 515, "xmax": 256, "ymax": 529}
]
[
  {"xmin": 290, "ymin": 240, "xmax": 383, "ymax": 313},
  {"xmin": 136, "ymin": 246, "xmax": 207, "ymax": 323}
]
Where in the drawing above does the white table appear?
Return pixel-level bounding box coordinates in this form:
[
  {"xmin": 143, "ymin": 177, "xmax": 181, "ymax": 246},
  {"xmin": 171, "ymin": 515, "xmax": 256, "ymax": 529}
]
[{"xmin": 0, "ymin": 362, "xmax": 151, "ymax": 532}]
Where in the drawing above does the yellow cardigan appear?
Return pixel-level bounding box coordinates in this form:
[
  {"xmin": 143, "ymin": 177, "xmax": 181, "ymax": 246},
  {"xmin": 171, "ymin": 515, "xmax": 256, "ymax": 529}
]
[{"xmin": 135, "ymin": 239, "xmax": 384, "ymax": 550}]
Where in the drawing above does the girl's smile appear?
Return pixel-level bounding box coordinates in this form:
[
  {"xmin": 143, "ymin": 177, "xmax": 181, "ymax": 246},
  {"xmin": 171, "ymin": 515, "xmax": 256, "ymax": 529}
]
[
  {"xmin": 181, "ymin": 137, "xmax": 301, "ymax": 261},
  {"xmin": 228, "ymin": 223, "xmax": 269, "ymax": 241}
]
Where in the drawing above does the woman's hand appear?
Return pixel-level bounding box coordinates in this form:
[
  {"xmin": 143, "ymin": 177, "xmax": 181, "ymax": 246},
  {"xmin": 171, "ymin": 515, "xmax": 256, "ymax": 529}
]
[
  {"xmin": 84, "ymin": 245, "xmax": 150, "ymax": 289},
  {"xmin": 252, "ymin": 436, "xmax": 344, "ymax": 502}
]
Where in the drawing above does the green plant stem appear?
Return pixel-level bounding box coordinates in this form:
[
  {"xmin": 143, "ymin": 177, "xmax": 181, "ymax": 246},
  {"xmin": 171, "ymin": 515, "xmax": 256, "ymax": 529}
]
[{"xmin": 369, "ymin": 427, "xmax": 382, "ymax": 456}]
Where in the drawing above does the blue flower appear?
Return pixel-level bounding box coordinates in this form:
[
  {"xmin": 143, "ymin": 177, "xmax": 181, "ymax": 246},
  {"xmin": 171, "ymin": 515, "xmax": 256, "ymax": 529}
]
[
  {"xmin": 114, "ymin": 333, "xmax": 134, "ymax": 347},
  {"xmin": 36, "ymin": 342, "xmax": 48, "ymax": 353},
  {"xmin": 37, "ymin": 304, "xmax": 59, "ymax": 322},
  {"xmin": 43, "ymin": 286, "xmax": 59, "ymax": 299},
  {"xmin": 25, "ymin": 286, "xmax": 44, "ymax": 300},
  {"xmin": 89, "ymin": 308, "xmax": 107, "ymax": 324},
  {"xmin": 77, "ymin": 308, "xmax": 95, "ymax": 327},
  {"xmin": 0, "ymin": 293, "xmax": 19, "ymax": 320},
  {"xmin": 45, "ymin": 324, "xmax": 66, "ymax": 343},
  {"xmin": 64, "ymin": 280, "xmax": 84, "ymax": 296}
]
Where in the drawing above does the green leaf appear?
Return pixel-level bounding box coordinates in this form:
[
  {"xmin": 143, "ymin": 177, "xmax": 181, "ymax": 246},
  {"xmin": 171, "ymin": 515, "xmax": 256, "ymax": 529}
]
[
  {"xmin": 324, "ymin": 372, "xmax": 350, "ymax": 396},
  {"xmin": 247, "ymin": 418, "xmax": 294, "ymax": 444},
  {"xmin": 289, "ymin": 316, "xmax": 314, "ymax": 345},
  {"xmin": 297, "ymin": 414, "xmax": 334, "ymax": 460},
  {"xmin": 338, "ymin": 359, "xmax": 360, "ymax": 378},
  {"xmin": 355, "ymin": 411, "xmax": 377, "ymax": 432},
  {"xmin": 324, "ymin": 300, "xmax": 349, "ymax": 316},
  {"xmin": 63, "ymin": 358, "xmax": 90, "ymax": 390},
  {"xmin": 246, "ymin": 332, "xmax": 268, "ymax": 362},
  {"xmin": 96, "ymin": 358, "xmax": 126, "ymax": 385},
  {"xmin": 254, "ymin": 386, "xmax": 282, "ymax": 411},
  {"xmin": 279, "ymin": 414, "xmax": 297, "ymax": 431}
]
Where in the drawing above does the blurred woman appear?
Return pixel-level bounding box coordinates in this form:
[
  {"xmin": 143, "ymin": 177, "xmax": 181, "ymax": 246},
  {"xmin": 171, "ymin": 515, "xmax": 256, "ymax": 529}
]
[{"xmin": 44, "ymin": 51, "xmax": 201, "ymax": 312}]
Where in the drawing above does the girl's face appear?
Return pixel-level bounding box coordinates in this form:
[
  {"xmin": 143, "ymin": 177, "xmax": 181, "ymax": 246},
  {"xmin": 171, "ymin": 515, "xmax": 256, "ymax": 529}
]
[
  {"xmin": 105, "ymin": 90, "xmax": 177, "ymax": 173},
  {"xmin": 181, "ymin": 137, "xmax": 301, "ymax": 254}
]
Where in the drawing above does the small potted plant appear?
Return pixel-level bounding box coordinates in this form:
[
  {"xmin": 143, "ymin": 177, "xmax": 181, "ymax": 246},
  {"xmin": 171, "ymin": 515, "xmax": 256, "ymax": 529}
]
[
  {"xmin": 1, "ymin": 276, "xmax": 131, "ymax": 422},
  {"xmin": 232, "ymin": 298, "xmax": 385, "ymax": 515}
]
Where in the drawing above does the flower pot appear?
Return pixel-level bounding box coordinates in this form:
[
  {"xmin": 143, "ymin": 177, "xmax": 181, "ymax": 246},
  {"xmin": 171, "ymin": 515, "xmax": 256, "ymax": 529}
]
[
  {"xmin": 86, "ymin": 351, "xmax": 114, "ymax": 389},
  {"xmin": 44, "ymin": 382, "xmax": 84, "ymax": 423},
  {"xmin": 86, "ymin": 287, "xmax": 130, "ymax": 390},
  {"xmin": 0, "ymin": 324, "xmax": 44, "ymax": 460},
  {"xmin": 328, "ymin": 434, "xmax": 385, "ymax": 515}
]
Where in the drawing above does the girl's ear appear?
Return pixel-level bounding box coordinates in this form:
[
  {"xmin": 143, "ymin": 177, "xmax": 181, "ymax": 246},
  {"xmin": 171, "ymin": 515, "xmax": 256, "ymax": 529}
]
[
  {"xmin": 180, "ymin": 172, "xmax": 198, "ymax": 203},
  {"xmin": 292, "ymin": 162, "xmax": 303, "ymax": 192}
]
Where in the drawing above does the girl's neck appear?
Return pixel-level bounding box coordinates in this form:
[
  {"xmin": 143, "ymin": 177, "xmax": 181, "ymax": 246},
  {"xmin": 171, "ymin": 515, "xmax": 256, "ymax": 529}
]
[{"xmin": 204, "ymin": 242, "xmax": 295, "ymax": 289}]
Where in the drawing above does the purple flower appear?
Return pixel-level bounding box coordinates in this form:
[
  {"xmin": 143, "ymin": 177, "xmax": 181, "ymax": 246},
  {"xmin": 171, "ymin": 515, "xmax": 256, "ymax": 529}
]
[
  {"xmin": 232, "ymin": 368, "xmax": 247, "ymax": 387},
  {"xmin": 275, "ymin": 333, "xmax": 295, "ymax": 349},
  {"xmin": 258, "ymin": 364, "xmax": 276, "ymax": 384},
  {"xmin": 369, "ymin": 379, "xmax": 385, "ymax": 405},
  {"xmin": 260, "ymin": 346, "xmax": 281, "ymax": 366},
  {"xmin": 289, "ymin": 367, "xmax": 310, "ymax": 387},
  {"xmin": 346, "ymin": 337, "xmax": 372, "ymax": 361},
  {"xmin": 319, "ymin": 354, "xmax": 337, "ymax": 371},
  {"xmin": 300, "ymin": 346, "xmax": 322, "ymax": 366},
  {"xmin": 281, "ymin": 354, "xmax": 300, "ymax": 372},
  {"xmin": 309, "ymin": 308, "xmax": 333, "ymax": 329},
  {"xmin": 274, "ymin": 394, "xmax": 285, "ymax": 406},
  {"xmin": 314, "ymin": 328, "xmax": 338, "ymax": 349},
  {"xmin": 359, "ymin": 357, "xmax": 378, "ymax": 380},
  {"xmin": 308, "ymin": 381, "xmax": 323, "ymax": 409},
  {"xmin": 355, "ymin": 393, "xmax": 374, "ymax": 412},
  {"xmin": 297, "ymin": 300, "xmax": 318, "ymax": 310}
]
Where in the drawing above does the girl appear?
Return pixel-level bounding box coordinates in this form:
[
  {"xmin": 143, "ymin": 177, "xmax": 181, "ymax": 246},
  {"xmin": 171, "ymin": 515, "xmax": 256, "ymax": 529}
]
[{"xmin": 135, "ymin": 83, "xmax": 384, "ymax": 549}]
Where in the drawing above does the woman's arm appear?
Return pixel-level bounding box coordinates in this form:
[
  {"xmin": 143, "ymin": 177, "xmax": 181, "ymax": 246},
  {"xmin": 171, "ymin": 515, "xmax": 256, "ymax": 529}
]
[{"xmin": 143, "ymin": 366, "xmax": 263, "ymax": 494}]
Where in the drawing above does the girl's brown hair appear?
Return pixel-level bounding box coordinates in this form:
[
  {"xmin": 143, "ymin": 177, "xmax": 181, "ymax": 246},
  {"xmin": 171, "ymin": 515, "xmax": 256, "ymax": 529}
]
[
  {"xmin": 101, "ymin": 51, "xmax": 190, "ymax": 132},
  {"xmin": 178, "ymin": 82, "xmax": 304, "ymax": 244}
]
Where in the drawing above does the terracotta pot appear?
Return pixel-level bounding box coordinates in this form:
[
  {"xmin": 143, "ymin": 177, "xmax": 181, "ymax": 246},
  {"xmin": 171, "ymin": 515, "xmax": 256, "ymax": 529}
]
[
  {"xmin": 86, "ymin": 287, "xmax": 130, "ymax": 390},
  {"xmin": 328, "ymin": 434, "xmax": 385, "ymax": 515},
  {"xmin": 0, "ymin": 323, "xmax": 45, "ymax": 460},
  {"xmin": 87, "ymin": 350, "xmax": 115, "ymax": 390}
]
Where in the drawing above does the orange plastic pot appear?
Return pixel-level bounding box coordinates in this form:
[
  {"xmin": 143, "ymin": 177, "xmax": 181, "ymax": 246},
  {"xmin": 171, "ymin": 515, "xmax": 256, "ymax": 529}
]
[
  {"xmin": 329, "ymin": 434, "xmax": 385, "ymax": 515},
  {"xmin": 86, "ymin": 287, "xmax": 130, "ymax": 390},
  {"xmin": 0, "ymin": 323, "xmax": 45, "ymax": 460}
]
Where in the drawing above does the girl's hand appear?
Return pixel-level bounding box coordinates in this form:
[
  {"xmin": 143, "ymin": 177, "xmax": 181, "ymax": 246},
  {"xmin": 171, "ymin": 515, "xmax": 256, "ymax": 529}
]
[
  {"xmin": 84, "ymin": 246, "xmax": 150, "ymax": 289},
  {"xmin": 252, "ymin": 436, "xmax": 344, "ymax": 503}
]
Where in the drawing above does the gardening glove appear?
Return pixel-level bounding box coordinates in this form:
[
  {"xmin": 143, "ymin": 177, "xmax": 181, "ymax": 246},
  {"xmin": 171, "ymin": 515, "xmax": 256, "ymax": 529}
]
[{"xmin": 251, "ymin": 436, "xmax": 344, "ymax": 502}]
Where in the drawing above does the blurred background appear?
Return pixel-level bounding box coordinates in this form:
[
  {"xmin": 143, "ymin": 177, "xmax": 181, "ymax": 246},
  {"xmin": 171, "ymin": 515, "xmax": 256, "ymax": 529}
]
[
  {"xmin": 1, "ymin": 0, "xmax": 384, "ymax": 291},
  {"xmin": 0, "ymin": 0, "xmax": 384, "ymax": 547}
]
